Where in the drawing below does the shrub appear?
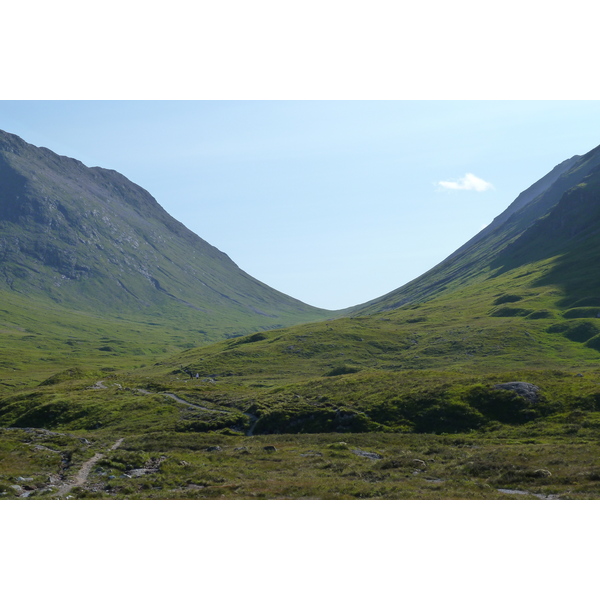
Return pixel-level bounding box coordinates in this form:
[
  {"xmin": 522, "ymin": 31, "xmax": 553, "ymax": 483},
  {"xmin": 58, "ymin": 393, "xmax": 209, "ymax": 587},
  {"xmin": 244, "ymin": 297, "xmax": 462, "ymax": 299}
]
[
  {"xmin": 324, "ymin": 365, "xmax": 361, "ymax": 377},
  {"xmin": 254, "ymin": 407, "xmax": 374, "ymax": 434},
  {"xmin": 461, "ymin": 384, "xmax": 539, "ymax": 424},
  {"xmin": 411, "ymin": 400, "xmax": 486, "ymax": 434},
  {"xmin": 230, "ymin": 332, "xmax": 267, "ymax": 346}
]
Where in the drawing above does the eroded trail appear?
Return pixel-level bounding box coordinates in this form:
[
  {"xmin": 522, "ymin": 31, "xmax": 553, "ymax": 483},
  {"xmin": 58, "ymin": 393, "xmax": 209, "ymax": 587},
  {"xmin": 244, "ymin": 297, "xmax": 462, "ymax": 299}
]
[
  {"xmin": 54, "ymin": 438, "xmax": 124, "ymax": 498},
  {"xmin": 139, "ymin": 388, "xmax": 259, "ymax": 435}
]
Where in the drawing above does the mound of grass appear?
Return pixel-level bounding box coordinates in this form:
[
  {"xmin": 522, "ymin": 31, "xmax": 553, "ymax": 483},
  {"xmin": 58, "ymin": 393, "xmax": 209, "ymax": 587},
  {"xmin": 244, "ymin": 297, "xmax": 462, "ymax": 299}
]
[
  {"xmin": 493, "ymin": 294, "xmax": 524, "ymax": 305},
  {"xmin": 490, "ymin": 306, "xmax": 533, "ymax": 317},
  {"xmin": 548, "ymin": 320, "xmax": 600, "ymax": 343},
  {"xmin": 563, "ymin": 307, "xmax": 600, "ymax": 319}
]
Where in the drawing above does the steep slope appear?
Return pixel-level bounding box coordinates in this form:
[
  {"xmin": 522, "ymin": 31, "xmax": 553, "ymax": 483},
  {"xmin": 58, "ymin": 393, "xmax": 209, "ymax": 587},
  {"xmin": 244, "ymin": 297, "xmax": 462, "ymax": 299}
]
[
  {"xmin": 353, "ymin": 143, "xmax": 600, "ymax": 314},
  {"xmin": 0, "ymin": 129, "xmax": 332, "ymax": 338},
  {"xmin": 492, "ymin": 162, "xmax": 600, "ymax": 309}
]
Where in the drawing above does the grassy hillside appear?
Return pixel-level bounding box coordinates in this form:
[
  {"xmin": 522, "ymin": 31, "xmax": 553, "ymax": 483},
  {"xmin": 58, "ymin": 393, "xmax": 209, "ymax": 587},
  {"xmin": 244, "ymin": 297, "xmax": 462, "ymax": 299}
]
[
  {"xmin": 4, "ymin": 251, "xmax": 600, "ymax": 438},
  {"xmin": 353, "ymin": 143, "xmax": 600, "ymax": 314},
  {"xmin": 4, "ymin": 252, "xmax": 600, "ymax": 499},
  {"xmin": 0, "ymin": 129, "xmax": 333, "ymax": 344},
  {"xmin": 3, "ymin": 134, "xmax": 600, "ymax": 499}
]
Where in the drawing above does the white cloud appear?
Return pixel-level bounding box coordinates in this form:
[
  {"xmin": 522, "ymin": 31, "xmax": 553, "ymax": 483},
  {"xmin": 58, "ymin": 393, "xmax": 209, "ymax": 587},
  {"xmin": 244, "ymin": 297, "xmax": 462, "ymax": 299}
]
[{"xmin": 437, "ymin": 173, "xmax": 494, "ymax": 192}]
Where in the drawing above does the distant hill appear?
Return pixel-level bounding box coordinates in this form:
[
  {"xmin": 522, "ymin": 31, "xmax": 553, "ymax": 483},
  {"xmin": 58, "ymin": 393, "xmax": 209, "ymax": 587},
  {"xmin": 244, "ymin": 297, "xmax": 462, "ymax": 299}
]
[{"xmin": 0, "ymin": 129, "xmax": 332, "ymax": 342}]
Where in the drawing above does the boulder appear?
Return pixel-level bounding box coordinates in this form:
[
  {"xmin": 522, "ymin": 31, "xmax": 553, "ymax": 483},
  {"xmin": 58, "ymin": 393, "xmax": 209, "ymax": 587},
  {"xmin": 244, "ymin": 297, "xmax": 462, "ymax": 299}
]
[{"xmin": 493, "ymin": 382, "xmax": 541, "ymax": 403}]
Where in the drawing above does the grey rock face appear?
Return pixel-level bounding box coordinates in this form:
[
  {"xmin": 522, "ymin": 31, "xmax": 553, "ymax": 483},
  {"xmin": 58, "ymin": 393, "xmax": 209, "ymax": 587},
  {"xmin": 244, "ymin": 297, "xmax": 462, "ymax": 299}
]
[{"xmin": 493, "ymin": 382, "xmax": 541, "ymax": 403}]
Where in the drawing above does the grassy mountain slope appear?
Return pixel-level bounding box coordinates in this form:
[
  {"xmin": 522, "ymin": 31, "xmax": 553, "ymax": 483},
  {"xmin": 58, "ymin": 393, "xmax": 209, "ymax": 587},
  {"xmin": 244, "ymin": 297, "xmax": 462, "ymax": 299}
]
[
  {"xmin": 0, "ymin": 129, "xmax": 332, "ymax": 326},
  {"xmin": 0, "ymin": 129, "xmax": 335, "ymax": 385},
  {"xmin": 352, "ymin": 144, "xmax": 600, "ymax": 314}
]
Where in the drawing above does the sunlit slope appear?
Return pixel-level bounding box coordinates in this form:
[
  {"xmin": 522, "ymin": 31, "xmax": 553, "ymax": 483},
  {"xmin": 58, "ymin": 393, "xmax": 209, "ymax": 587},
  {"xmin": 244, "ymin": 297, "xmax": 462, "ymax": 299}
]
[{"xmin": 352, "ymin": 143, "xmax": 600, "ymax": 315}]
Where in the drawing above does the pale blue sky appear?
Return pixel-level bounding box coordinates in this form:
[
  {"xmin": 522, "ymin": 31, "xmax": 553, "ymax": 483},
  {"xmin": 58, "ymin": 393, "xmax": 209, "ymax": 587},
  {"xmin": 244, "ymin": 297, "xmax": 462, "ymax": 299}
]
[{"xmin": 1, "ymin": 101, "xmax": 599, "ymax": 309}]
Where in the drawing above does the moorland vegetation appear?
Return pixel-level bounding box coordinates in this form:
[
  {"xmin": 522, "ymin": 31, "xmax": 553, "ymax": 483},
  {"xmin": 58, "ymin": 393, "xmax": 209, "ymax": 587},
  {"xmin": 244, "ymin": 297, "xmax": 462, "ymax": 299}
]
[{"xmin": 2, "ymin": 131, "xmax": 600, "ymax": 499}]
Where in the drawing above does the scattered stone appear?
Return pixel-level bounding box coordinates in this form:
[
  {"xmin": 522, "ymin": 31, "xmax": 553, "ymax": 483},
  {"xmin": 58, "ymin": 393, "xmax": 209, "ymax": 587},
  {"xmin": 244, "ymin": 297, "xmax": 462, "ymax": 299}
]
[
  {"xmin": 206, "ymin": 446, "xmax": 222, "ymax": 452},
  {"xmin": 127, "ymin": 469, "xmax": 150, "ymax": 478},
  {"xmin": 327, "ymin": 442, "xmax": 348, "ymax": 449},
  {"xmin": 498, "ymin": 488, "xmax": 530, "ymax": 496},
  {"xmin": 179, "ymin": 460, "xmax": 190, "ymax": 466},
  {"xmin": 263, "ymin": 445, "xmax": 277, "ymax": 452},
  {"xmin": 534, "ymin": 469, "xmax": 552, "ymax": 478},
  {"xmin": 352, "ymin": 449, "xmax": 383, "ymax": 460},
  {"xmin": 493, "ymin": 382, "xmax": 541, "ymax": 403},
  {"xmin": 412, "ymin": 459, "xmax": 427, "ymax": 469}
]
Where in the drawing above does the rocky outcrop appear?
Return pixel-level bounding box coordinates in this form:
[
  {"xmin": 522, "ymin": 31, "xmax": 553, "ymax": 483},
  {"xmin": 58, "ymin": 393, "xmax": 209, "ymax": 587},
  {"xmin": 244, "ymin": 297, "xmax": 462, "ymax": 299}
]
[{"xmin": 493, "ymin": 382, "xmax": 541, "ymax": 403}]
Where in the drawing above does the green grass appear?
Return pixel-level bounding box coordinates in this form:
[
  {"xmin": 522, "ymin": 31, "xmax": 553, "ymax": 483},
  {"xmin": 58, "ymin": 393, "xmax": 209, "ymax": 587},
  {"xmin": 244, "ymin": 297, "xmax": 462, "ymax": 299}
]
[
  {"xmin": 3, "ymin": 192, "xmax": 600, "ymax": 498},
  {"xmin": 5, "ymin": 428, "xmax": 600, "ymax": 500}
]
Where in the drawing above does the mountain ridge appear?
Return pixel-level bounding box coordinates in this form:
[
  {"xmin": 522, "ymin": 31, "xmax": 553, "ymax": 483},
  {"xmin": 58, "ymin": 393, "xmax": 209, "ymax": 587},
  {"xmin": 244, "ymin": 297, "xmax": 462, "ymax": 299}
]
[
  {"xmin": 0, "ymin": 129, "xmax": 333, "ymax": 337},
  {"xmin": 351, "ymin": 143, "xmax": 600, "ymax": 315}
]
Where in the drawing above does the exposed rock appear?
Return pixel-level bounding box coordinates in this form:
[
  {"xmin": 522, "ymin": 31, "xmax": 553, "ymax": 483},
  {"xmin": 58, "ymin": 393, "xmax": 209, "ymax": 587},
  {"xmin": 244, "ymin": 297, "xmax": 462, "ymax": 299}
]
[
  {"xmin": 126, "ymin": 469, "xmax": 149, "ymax": 478},
  {"xmin": 206, "ymin": 445, "xmax": 222, "ymax": 452},
  {"xmin": 352, "ymin": 449, "xmax": 383, "ymax": 460},
  {"xmin": 493, "ymin": 382, "xmax": 541, "ymax": 403}
]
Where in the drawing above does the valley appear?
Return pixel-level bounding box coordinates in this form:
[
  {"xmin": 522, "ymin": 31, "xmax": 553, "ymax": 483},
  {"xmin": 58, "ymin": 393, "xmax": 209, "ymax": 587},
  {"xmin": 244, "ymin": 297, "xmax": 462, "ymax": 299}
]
[{"xmin": 2, "ymin": 130, "xmax": 600, "ymax": 500}]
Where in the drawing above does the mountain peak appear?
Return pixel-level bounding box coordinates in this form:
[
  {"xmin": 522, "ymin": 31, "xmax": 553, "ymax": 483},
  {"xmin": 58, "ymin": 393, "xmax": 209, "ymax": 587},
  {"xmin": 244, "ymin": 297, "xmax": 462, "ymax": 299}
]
[{"xmin": 0, "ymin": 129, "xmax": 331, "ymax": 340}]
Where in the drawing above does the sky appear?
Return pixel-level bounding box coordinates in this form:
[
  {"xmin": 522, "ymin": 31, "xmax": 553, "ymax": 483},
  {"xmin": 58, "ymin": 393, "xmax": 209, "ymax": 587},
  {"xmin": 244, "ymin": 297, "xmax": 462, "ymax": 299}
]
[{"xmin": 1, "ymin": 100, "xmax": 599, "ymax": 309}]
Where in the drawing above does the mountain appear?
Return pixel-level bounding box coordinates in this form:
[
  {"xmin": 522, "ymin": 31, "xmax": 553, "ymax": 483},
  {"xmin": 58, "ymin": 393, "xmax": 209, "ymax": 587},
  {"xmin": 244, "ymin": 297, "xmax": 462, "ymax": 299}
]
[
  {"xmin": 6, "ymin": 137, "xmax": 600, "ymax": 503},
  {"xmin": 352, "ymin": 143, "xmax": 600, "ymax": 314},
  {"xmin": 98, "ymin": 140, "xmax": 600, "ymax": 438},
  {"xmin": 0, "ymin": 129, "xmax": 332, "ymax": 341}
]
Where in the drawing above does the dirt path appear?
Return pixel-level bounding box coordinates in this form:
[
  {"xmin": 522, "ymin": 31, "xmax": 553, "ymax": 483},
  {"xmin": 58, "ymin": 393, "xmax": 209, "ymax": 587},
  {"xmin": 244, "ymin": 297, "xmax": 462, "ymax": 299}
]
[
  {"xmin": 140, "ymin": 388, "xmax": 259, "ymax": 435},
  {"xmin": 244, "ymin": 412, "xmax": 258, "ymax": 436},
  {"xmin": 162, "ymin": 392, "xmax": 232, "ymax": 413},
  {"xmin": 54, "ymin": 438, "xmax": 124, "ymax": 498}
]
